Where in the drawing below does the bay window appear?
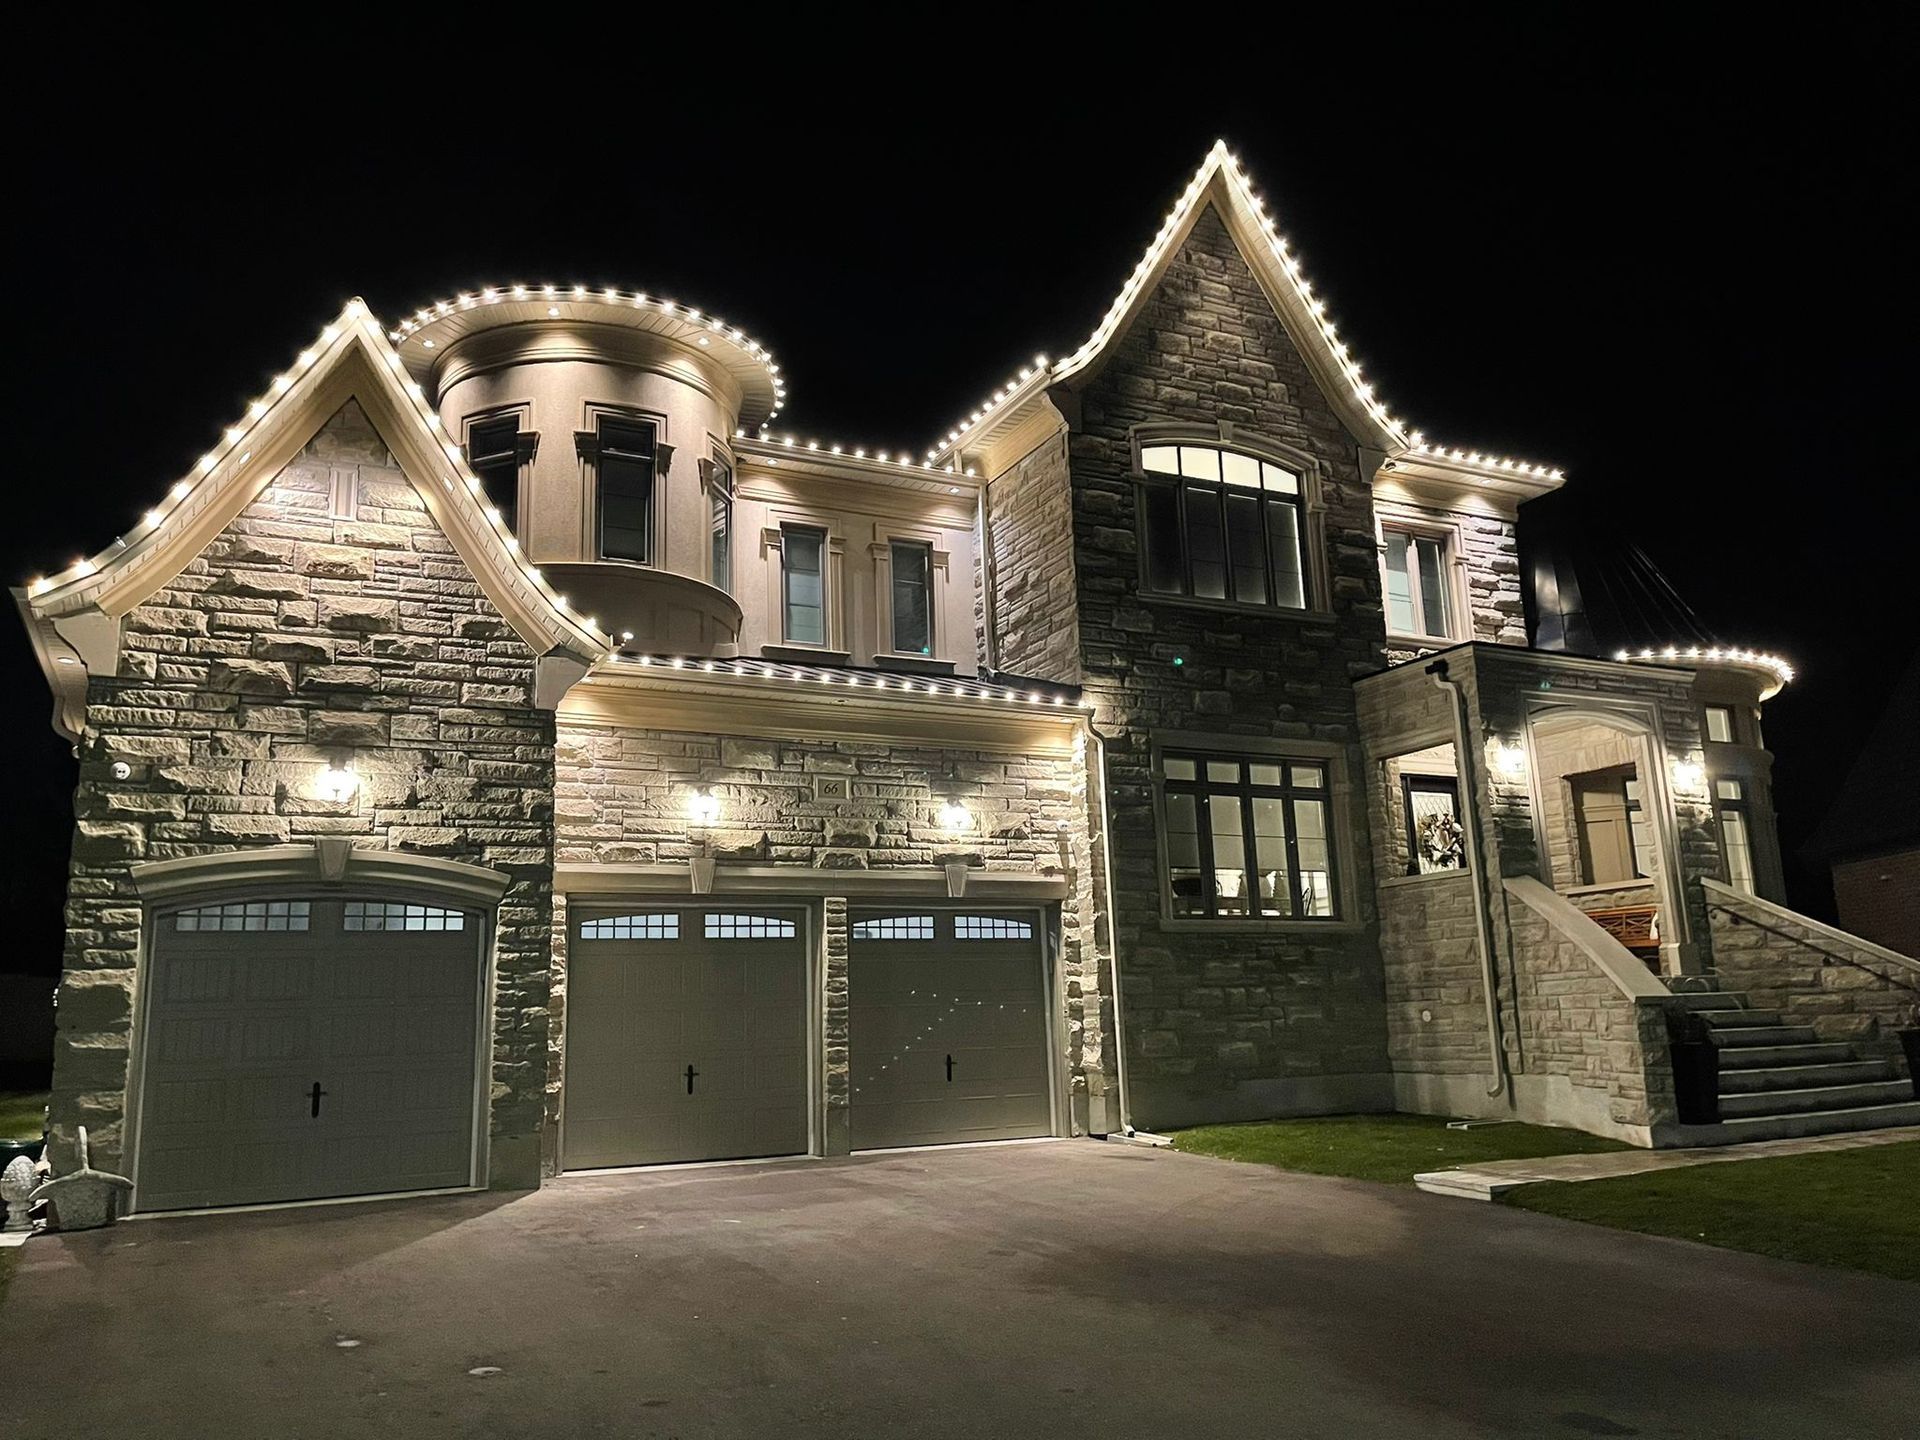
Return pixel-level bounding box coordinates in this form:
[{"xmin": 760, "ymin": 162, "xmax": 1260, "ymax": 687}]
[
  {"xmin": 1163, "ymin": 752, "xmax": 1337, "ymax": 919},
  {"xmin": 1139, "ymin": 443, "xmax": 1307, "ymax": 609}
]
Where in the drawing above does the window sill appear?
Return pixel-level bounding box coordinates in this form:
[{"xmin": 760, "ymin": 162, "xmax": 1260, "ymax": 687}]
[
  {"xmin": 761, "ymin": 643, "xmax": 852, "ymax": 664},
  {"xmin": 1138, "ymin": 593, "xmax": 1333, "ymax": 624},
  {"xmin": 873, "ymin": 653, "xmax": 958, "ymax": 676},
  {"xmin": 1385, "ymin": 632, "xmax": 1462, "ymax": 651},
  {"xmin": 1156, "ymin": 916, "xmax": 1364, "ymax": 935},
  {"xmin": 1378, "ymin": 869, "xmax": 1472, "ymax": 890}
]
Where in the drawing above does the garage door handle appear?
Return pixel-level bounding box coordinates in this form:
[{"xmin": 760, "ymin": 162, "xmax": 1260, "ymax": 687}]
[
  {"xmin": 685, "ymin": 1064, "xmax": 700, "ymax": 1095},
  {"xmin": 308, "ymin": 1081, "xmax": 328, "ymax": 1118},
  {"xmin": 945, "ymin": 1054, "xmax": 955, "ymax": 1083}
]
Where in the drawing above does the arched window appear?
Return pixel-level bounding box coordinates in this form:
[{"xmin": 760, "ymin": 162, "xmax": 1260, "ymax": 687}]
[{"xmin": 1137, "ymin": 442, "xmax": 1307, "ymax": 609}]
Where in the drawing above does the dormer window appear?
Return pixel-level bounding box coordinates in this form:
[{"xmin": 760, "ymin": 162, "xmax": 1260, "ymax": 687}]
[{"xmin": 1138, "ymin": 443, "xmax": 1306, "ymax": 610}]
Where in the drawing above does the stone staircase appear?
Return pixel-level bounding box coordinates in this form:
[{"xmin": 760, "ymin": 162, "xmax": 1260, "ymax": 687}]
[{"xmin": 1672, "ymin": 989, "xmax": 1920, "ymax": 1140}]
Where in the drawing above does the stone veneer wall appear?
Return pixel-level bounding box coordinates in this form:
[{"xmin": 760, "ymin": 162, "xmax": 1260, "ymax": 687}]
[
  {"xmin": 548, "ymin": 721, "xmax": 1106, "ymax": 1152},
  {"xmin": 1377, "ymin": 873, "xmax": 1485, "ymax": 1078},
  {"xmin": 1061, "ymin": 205, "xmax": 1392, "ymax": 1122},
  {"xmin": 1706, "ymin": 882, "xmax": 1920, "ymax": 1064},
  {"xmin": 1532, "ymin": 723, "xmax": 1642, "ymax": 891},
  {"xmin": 1505, "ymin": 896, "xmax": 1676, "ymax": 1137},
  {"xmin": 984, "ymin": 431, "xmax": 1080, "ymax": 681},
  {"xmin": 54, "ymin": 401, "xmax": 555, "ymax": 1184}
]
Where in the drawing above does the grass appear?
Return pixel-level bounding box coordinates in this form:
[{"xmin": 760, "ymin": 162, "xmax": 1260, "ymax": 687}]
[
  {"xmin": 1168, "ymin": 1112, "xmax": 1629, "ymax": 1185},
  {"xmin": 1507, "ymin": 1141, "xmax": 1920, "ymax": 1283},
  {"xmin": 0, "ymin": 1092, "xmax": 49, "ymax": 1144}
]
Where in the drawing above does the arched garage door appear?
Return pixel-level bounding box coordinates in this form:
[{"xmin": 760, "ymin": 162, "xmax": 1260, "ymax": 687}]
[{"xmin": 134, "ymin": 896, "xmax": 485, "ymax": 1212}]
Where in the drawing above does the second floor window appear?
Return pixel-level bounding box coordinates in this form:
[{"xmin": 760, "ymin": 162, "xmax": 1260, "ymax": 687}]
[
  {"xmin": 890, "ymin": 541, "xmax": 933, "ymax": 655},
  {"xmin": 782, "ymin": 526, "xmax": 826, "ymax": 645},
  {"xmin": 709, "ymin": 460, "xmax": 734, "ymax": 594},
  {"xmin": 467, "ymin": 415, "xmax": 524, "ymax": 535},
  {"xmin": 596, "ymin": 416, "xmax": 657, "ymax": 563},
  {"xmin": 1382, "ymin": 527, "xmax": 1454, "ymax": 640},
  {"xmin": 1139, "ymin": 444, "xmax": 1306, "ymax": 610},
  {"xmin": 1704, "ymin": 705, "xmax": 1735, "ymax": 744}
]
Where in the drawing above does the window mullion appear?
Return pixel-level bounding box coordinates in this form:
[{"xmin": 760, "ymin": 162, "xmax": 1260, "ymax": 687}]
[{"xmin": 1194, "ymin": 784, "xmax": 1218, "ymax": 917}]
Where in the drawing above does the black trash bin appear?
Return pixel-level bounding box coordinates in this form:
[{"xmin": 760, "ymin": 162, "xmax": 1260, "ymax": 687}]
[{"xmin": 1669, "ymin": 1011, "xmax": 1720, "ymax": 1125}]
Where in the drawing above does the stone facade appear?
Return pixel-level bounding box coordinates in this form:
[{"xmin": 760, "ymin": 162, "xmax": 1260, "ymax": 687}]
[
  {"xmin": 983, "ymin": 431, "xmax": 1080, "ymax": 681},
  {"xmin": 1377, "ymin": 872, "xmax": 1484, "ymax": 1077},
  {"xmin": 1706, "ymin": 881, "xmax": 1920, "ymax": 1063},
  {"xmin": 51, "ymin": 401, "xmax": 555, "ymax": 1183},
  {"xmin": 1381, "ymin": 508, "xmax": 1524, "ymax": 668},
  {"xmin": 1039, "ymin": 206, "xmax": 1394, "ymax": 1123},
  {"xmin": 547, "ymin": 719, "xmax": 1107, "ymax": 1151}
]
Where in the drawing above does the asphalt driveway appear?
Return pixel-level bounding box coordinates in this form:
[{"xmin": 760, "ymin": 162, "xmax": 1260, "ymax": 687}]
[{"xmin": 3, "ymin": 1140, "xmax": 1914, "ymax": 1438}]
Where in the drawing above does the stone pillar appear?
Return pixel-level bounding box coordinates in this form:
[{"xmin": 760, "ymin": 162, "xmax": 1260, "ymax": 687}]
[{"xmin": 821, "ymin": 896, "xmax": 851, "ymax": 1156}]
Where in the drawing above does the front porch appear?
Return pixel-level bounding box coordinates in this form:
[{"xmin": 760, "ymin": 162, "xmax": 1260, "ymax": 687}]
[{"xmin": 1354, "ymin": 644, "xmax": 1918, "ymax": 1146}]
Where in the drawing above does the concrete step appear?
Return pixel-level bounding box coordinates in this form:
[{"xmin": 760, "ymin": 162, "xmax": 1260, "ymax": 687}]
[
  {"xmin": 1718, "ymin": 1059, "xmax": 1900, "ymax": 1093},
  {"xmin": 1718, "ymin": 1080, "xmax": 1919, "ymax": 1118},
  {"xmin": 1713, "ymin": 1102, "xmax": 1920, "ymax": 1143},
  {"xmin": 1717, "ymin": 1042, "xmax": 1858, "ymax": 1069},
  {"xmin": 1669, "ymin": 990, "xmax": 1747, "ymax": 1011},
  {"xmin": 1698, "ymin": 1008, "xmax": 1784, "ymax": 1029},
  {"xmin": 1710, "ymin": 1025, "xmax": 1822, "ymax": 1048}
]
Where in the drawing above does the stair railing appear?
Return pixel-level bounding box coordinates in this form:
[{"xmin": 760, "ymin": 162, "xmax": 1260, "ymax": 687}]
[{"xmin": 1713, "ymin": 909, "xmax": 1920, "ymax": 1002}]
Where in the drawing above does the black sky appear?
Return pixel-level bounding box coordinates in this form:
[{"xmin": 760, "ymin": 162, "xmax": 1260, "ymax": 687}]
[{"xmin": 5, "ymin": 18, "xmax": 1913, "ymax": 975}]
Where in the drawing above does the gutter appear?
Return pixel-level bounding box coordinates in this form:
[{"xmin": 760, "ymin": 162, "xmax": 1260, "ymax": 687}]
[{"xmin": 1426, "ymin": 659, "xmax": 1510, "ymax": 1099}]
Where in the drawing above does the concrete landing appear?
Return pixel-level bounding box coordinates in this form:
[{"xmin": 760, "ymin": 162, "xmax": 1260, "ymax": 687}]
[{"xmin": 1414, "ymin": 1124, "xmax": 1919, "ymax": 1201}]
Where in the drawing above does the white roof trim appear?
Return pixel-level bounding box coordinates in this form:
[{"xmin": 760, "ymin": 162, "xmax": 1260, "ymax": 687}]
[
  {"xmin": 928, "ymin": 141, "xmax": 1564, "ymax": 487},
  {"xmin": 20, "ymin": 301, "xmax": 611, "ymax": 668}
]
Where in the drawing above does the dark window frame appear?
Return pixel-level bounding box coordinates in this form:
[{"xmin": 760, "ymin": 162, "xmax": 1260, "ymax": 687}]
[
  {"xmin": 1162, "ymin": 751, "xmax": 1339, "ymax": 920},
  {"xmin": 578, "ymin": 412, "xmax": 661, "ymax": 564},
  {"xmin": 705, "ymin": 456, "xmax": 735, "ymax": 594},
  {"xmin": 1136, "ymin": 442, "xmax": 1310, "ymax": 611},
  {"xmin": 464, "ymin": 410, "xmax": 535, "ymax": 538},
  {"xmin": 1399, "ymin": 772, "xmax": 1466, "ymax": 877},
  {"xmin": 888, "ymin": 539, "xmax": 934, "ymax": 655}
]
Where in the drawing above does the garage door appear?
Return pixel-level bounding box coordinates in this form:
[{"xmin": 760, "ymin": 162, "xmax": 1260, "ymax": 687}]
[
  {"xmin": 849, "ymin": 909, "xmax": 1053, "ymax": 1150},
  {"xmin": 563, "ymin": 906, "xmax": 809, "ymax": 1169},
  {"xmin": 136, "ymin": 896, "xmax": 483, "ymax": 1212}
]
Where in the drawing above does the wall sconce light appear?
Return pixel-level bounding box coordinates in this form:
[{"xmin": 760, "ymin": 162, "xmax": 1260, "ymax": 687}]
[
  {"xmin": 1671, "ymin": 758, "xmax": 1705, "ymax": 792},
  {"xmin": 1492, "ymin": 742, "xmax": 1528, "ymax": 778},
  {"xmin": 317, "ymin": 764, "xmax": 360, "ymax": 803},
  {"xmin": 687, "ymin": 786, "xmax": 722, "ymax": 827},
  {"xmin": 938, "ymin": 799, "xmax": 973, "ymax": 833}
]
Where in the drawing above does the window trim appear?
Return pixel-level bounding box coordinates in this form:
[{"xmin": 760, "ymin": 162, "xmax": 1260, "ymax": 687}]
[
  {"xmin": 1399, "ymin": 772, "xmax": 1467, "ymax": 877},
  {"xmin": 869, "ymin": 526, "xmax": 950, "ymax": 664},
  {"xmin": 460, "ymin": 404, "xmax": 537, "ymax": 542},
  {"xmin": 1129, "ymin": 424, "xmax": 1329, "ymax": 616},
  {"xmin": 1374, "ymin": 502, "xmax": 1470, "ymax": 647},
  {"xmin": 759, "ymin": 510, "xmax": 848, "ymax": 656},
  {"xmin": 1148, "ymin": 732, "xmax": 1360, "ymax": 931},
  {"xmin": 1703, "ymin": 704, "xmax": 1736, "ymax": 745},
  {"xmin": 701, "ymin": 450, "xmax": 735, "ymax": 595},
  {"xmin": 1714, "ymin": 777, "xmax": 1758, "ymax": 893}
]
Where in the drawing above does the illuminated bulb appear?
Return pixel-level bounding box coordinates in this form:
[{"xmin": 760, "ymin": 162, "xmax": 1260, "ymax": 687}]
[
  {"xmin": 937, "ymin": 800, "xmax": 972, "ymax": 833},
  {"xmin": 1492, "ymin": 742, "xmax": 1528, "ymax": 778},
  {"xmin": 316, "ymin": 764, "xmax": 360, "ymax": 803},
  {"xmin": 1671, "ymin": 758, "xmax": 1705, "ymax": 791},
  {"xmin": 686, "ymin": 787, "xmax": 722, "ymax": 827}
]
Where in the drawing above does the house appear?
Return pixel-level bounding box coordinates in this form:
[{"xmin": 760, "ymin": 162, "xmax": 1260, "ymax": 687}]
[
  {"xmin": 14, "ymin": 142, "xmax": 1916, "ymax": 1217},
  {"xmin": 1802, "ymin": 657, "xmax": 1920, "ymax": 957}
]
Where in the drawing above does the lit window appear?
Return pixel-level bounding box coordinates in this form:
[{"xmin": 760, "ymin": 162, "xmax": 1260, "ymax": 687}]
[
  {"xmin": 1400, "ymin": 774, "xmax": 1466, "ymax": 876},
  {"xmin": 1163, "ymin": 753, "xmax": 1336, "ymax": 918},
  {"xmin": 851, "ymin": 915, "xmax": 935, "ymax": 941},
  {"xmin": 579, "ymin": 912, "xmax": 680, "ymax": 941},
  {"xmin": 1381, "ymin": 528, "xmax": 1453, "ymax": 639},
  {"xmin": 704, "ymin": 912, "xmax": 797, "ymax": 940},
  {"xmin": 467, "ymin": 415, "xmax": 526, "ymax": 536},
  {"xmin": 890, "ymin": 541, "xmax": 933, "ymax": 655},
  {"xmin": 1704, "ymin": 706, "xmax": 1735, "ymax": 744},
  {"xmin": 342, "ymin": 901, "xmax": 466, "ymax": 932},
  {"xmin": 782, "ymin": 526, "xmax": 827, "ymax": 645},
  {"xmin": 594, "ymin": 416, "xmax": 658, "ymax": 563},
  {"xmin": 175, "ymin": 900, "xmax": 310, "ymax": 933},
  {"xmin": 1715, "ymin": 779, "xmax": 1757, "ymax": 893},
  {"xmin": 1139, "ymin": 444, "xmax": 1306, "ymax": 609}
]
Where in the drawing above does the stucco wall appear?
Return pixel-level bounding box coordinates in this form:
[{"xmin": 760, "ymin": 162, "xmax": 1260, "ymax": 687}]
[
  {"xmin": 1062, "ymin": 205, "xmax": 1392, "ymax": 1123},
  {"xmin": 53, "ymin": 401, "xmax": 556, "ymax": 1184}
]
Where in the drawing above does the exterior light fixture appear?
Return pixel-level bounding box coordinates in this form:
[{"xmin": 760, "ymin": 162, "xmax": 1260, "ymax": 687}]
[
  {"xmin": 1492, "ymin": 742, "xmax": 1528, "ymax": 778},
  {"xmin": 938, "ymin": 800, "xmax": 973, "ymax": 833},
  {"xmin": 687, "ymin": 786, "xmax": 722, "ymax": 827},
  {"xmin": 1671, "ymin": 758, "xmax": 1705, "ymax": 792},
  {"xmin": 317, "ymin": 764, "xmax": 360, "ymax": 803}
]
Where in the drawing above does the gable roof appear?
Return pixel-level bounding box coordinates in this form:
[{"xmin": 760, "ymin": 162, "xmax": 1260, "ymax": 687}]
[
  {"xmin": 14, "ymin": 301, "xmax": 611, "ymax": 735},
  {"xmin": 924, "ymin": 141, "xmax": 1566, "ymax": 494}
]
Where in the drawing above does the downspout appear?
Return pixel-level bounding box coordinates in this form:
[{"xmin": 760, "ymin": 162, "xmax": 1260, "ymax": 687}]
[
  {"xmin": 1426, "ymin": 659, "xmax": 1509, "ymax": 1099},
  {"xmin": 1086, "ymin": 718, "xmax": 1136, "ymax": 1136}
]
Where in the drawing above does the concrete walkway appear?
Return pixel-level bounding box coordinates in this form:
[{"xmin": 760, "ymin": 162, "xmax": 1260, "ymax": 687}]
[
  {"xmin": 2, "ymin": 1140, "xmax": 1916, "ymax": 1438},
  {"xmin": 1415, "ymin": 1123, "xmax": 1919, "ymax": 1200}
]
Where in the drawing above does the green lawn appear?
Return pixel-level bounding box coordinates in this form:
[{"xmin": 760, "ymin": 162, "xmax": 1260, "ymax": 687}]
[
  {"xmin": 0, "ymin": 1093, "xmax": 48, "ymax": 1144},
  {"xmin": 1168, "ymin": 1113, "xmax": 1629, "ymax": 1185},
  {"xmin": 1507, "ymin": 1141, "xmax": 1920, "ymax": 1284}
]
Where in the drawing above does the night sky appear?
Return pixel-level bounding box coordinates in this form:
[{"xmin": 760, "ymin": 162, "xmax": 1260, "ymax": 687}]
[{"xmin": 6, "ymin": 19, "xmax": 1912, "ymax": 977}]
